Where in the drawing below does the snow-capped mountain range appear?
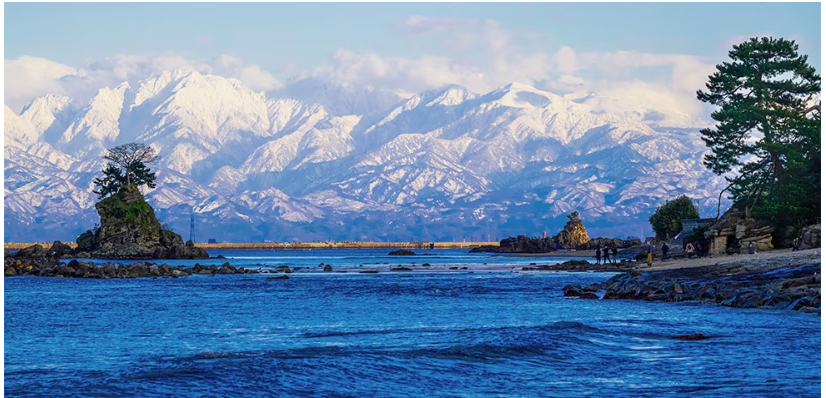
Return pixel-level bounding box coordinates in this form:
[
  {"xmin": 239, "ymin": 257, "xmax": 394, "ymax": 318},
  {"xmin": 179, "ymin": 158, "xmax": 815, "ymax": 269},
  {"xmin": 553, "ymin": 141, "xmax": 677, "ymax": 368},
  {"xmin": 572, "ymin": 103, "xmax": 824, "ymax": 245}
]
[{"xmin": 4, "ymin": 70, "xmax": 728, "ymax": 242}]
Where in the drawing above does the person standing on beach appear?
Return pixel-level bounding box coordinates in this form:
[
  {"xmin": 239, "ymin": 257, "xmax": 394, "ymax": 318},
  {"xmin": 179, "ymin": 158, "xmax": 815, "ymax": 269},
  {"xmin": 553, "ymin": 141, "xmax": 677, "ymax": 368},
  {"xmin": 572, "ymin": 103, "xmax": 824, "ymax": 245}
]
[
  {"xmin": 612, "ymin": 247, "xmax": 618, "ymax": 264},
  {"xmin": 595, "ymin": 247, "xmax": 602, "ymax": 265},
  {"xmin": 603, "ymin": 247, "xmax": 610, "ymax": 264},
  {"xmin": 793, "ymin": 237, "xmax": 799, "ymax": 251},
  {"xmin": 661, "ymin": 243, "xmax": 669, "ymax": 260},
  {"xmin": 685, "ymin": 242, "xmax": 695, "ymax": 259},
  {"xmin": 646, "ymin": 250, "xmax": 653, "ymax": 267},
  {"xmin": 748, "ymin": 242, "xmax": 755, "ymax": 254}
]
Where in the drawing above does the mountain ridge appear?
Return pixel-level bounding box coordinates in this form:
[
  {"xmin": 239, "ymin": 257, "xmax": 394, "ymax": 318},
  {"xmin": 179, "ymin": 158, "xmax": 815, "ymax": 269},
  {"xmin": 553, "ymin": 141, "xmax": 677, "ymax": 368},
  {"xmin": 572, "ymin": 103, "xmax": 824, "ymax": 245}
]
[{"xmin": 4, "ymin": 71, "xmax": 728, "ymax": 242}]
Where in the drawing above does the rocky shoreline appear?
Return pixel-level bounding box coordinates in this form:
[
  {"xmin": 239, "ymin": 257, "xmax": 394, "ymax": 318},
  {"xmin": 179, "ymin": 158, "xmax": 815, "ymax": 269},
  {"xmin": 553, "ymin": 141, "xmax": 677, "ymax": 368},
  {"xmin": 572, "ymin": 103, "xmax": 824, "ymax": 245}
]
[
  {"xmin": 563, "ymin": 250, "xmax": 821, "ymax": 313},
  {"xmin": 4, "ymin": 254, "xmax": 259, "ymax": 279},
  {"xmin": 520, "ymin": 259, "xmax": 634, "ymax": 272}
]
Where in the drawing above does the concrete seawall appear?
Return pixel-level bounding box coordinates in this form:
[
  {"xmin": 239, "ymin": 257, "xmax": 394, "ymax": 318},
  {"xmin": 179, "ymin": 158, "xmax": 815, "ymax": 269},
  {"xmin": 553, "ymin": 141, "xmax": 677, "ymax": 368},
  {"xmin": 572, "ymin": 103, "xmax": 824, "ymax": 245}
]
[{"xmin": 5, "ymin": 241, "xmax": 499, "ymax": 250}]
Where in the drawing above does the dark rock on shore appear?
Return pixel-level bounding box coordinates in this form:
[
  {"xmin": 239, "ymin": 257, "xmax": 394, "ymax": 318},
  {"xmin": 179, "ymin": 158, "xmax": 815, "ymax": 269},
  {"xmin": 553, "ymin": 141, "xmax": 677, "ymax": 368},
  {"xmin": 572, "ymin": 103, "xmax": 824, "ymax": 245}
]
[
  {"xmin": 473, "ymin": 235, "xmax": 640, "ymax": 254},
  {"xmin": 75, "ymin": 185, "xmax": 209, "ymax": 260},
  {"xmin": 389, "ymin": 249, "xmax": 416, "ymax": 256},
  {"xmin": 562, "ymin": 258, "xmax": 820, "ymax": 313},
  {"xmin": 46, "ymin": 241, "xmax": 74, "ymax": 259},
  {"xmin": 5, "ymin": 254, "xmax": 254, "ymax": 279},
  {"xmin": 471, "ymin": 235, "xmax": 556, "ymax": 253},
  {"xmin": 12, "ymin": 244, "xmax": 46, "ymax": 260},
  {"xmin": 520, "ymin": 259, "xmax": 633, "ymax": 272}
]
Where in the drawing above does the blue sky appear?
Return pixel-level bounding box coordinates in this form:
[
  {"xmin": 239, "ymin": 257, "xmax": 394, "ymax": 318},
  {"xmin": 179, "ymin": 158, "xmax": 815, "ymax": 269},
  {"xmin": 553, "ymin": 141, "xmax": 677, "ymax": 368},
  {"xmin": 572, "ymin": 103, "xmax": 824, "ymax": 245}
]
[
  {"xmin": 4, "ymin": 2, "xmax": 821, "ymax": 122},
  {"xmin": 6, "ymin": 2, "xmax": 820, "ymax": 75}
]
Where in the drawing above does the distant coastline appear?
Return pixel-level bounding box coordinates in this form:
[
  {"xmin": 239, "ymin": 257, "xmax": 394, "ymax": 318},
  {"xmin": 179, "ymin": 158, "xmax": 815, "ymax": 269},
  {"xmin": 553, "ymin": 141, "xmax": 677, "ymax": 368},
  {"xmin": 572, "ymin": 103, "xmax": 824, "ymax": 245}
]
[{"xmin": 5, "ymin": 241, "xmax": 500, "ymax": 251}]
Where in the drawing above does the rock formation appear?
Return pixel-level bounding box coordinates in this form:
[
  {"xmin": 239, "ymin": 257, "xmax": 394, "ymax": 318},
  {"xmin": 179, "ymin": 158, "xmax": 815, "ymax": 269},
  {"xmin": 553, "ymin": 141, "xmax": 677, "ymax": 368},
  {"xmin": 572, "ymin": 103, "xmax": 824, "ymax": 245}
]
[
  {"xmin": 704, "ymin": 206, "xmax": 774, "ymax": 255},
  {"xmin": 799, "ymin": 224, "xmax": 821, "ymax": 250},
  {"xmin": 562, "ymin": 257, "xmax": 820, "ymax": 312},
  {"xmin": 470, "ymin": 235, "xmax": 556, "ymax": 253},
  {"xmin": 553, "ymin": 213, "xmax": 590, "ymax": 249},
  {"xmin": 76, "ymin": 185, "xmax": 209, "ymax": 259}
]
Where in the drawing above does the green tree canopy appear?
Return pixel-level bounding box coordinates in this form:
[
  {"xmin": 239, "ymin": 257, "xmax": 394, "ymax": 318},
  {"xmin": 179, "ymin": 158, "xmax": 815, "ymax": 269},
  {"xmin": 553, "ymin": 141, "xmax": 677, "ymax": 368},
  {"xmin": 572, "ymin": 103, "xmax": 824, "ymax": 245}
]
[
  {"xmin": 696, "ymin": 36, "xmax": 820, "ymax": 224},
  {"xmin": 93, "ymin": 143, "xmax": 159, "ymax": 198},
  {"xmin": 649, "ymin": 195, "xmax": 699, "ymax": 241}
]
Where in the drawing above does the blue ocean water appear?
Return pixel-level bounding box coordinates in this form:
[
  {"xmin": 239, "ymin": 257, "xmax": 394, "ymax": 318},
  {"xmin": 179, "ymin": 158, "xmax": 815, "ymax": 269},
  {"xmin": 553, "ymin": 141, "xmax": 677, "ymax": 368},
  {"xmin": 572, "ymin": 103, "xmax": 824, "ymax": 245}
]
[{"xmin": 4, "ymin": 249, "xmax": 821, "ymax": 397}]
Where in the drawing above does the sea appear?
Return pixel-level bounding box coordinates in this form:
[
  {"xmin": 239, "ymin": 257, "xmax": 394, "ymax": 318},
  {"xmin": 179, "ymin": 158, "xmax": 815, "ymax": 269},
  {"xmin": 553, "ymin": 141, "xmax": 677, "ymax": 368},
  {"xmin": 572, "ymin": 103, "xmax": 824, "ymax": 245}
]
[{"xmin": 4, "ymin": 249, "xmax": 821, "ymax": 397}]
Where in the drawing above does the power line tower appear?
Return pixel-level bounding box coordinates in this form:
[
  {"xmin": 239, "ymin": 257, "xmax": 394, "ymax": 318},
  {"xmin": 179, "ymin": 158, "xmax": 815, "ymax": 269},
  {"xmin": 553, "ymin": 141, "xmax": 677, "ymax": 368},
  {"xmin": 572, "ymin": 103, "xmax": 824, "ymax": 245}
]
[{"xmin": 189, "ymin": 210, "xmax": 195, "ymax": 243}]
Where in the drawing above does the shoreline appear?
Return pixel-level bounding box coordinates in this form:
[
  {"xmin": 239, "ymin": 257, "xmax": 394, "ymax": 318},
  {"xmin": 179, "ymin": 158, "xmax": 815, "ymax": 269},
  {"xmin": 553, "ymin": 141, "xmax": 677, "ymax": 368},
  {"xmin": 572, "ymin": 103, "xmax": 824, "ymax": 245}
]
[
  {"xmin": 562, "ymin": 248, "xmax": 821, "ymax": 312},
  {"xmin": 4, "ymin": 241, "xmax": 499, "ymax": 251}
]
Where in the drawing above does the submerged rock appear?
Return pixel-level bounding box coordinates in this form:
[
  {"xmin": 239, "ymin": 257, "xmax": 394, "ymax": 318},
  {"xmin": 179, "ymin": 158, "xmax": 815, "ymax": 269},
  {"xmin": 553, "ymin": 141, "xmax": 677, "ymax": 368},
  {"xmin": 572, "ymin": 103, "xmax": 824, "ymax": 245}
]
[
  {"xmin": 672, "ymin": 334, "xmax": 710, "ymax": 341},
  {"xmin": 389, "ymin": 249, "xmax": 416, "ymax": 256}
]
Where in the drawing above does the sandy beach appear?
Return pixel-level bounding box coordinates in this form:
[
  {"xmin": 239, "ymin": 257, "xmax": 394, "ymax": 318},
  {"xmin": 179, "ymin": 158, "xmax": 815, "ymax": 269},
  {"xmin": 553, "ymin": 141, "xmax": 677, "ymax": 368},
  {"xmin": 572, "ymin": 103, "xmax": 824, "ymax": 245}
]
[{"xmin": 638, "ymin": 247, "xmax": 821, "ymax": 272}]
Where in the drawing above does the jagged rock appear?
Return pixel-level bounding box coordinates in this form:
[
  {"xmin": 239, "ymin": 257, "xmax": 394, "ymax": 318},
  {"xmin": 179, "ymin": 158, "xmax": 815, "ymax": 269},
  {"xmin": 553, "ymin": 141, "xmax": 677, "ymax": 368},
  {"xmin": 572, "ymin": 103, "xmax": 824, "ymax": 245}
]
[
  {"xmin": 46, "ymin": 241, "xmax": 74, "ymax": 259},
  {"xmin": 217, "ymin": 263, "xmax": 237, "ymax": 274},
  {"xmin": 76, "ymin": 185, "xmax": 209, "ymax": 259},
  {"xmin": 562, "ymin": 284, "xmax": 582, "ymax": 297},
  {"xmin": 705, "ymin": 206, "xmax": 774, "ymax": 255},
  {"xmin": 471, "ymin": 235, "xmax": 556, "ymax": 253},
  {"xmin": 76, "ymin": 231, "xmax": 96, "ymax": 253},
  {"xmin": 800, "ymin": 224, "xmax": 821, "ymax": 249},
  {"xmin": 12, "ymin": 244, "xmax": 45, "ymax": 260},
  {"xmin": 554, "ymin": 213, "xmax": 590, "ymax": 249}
]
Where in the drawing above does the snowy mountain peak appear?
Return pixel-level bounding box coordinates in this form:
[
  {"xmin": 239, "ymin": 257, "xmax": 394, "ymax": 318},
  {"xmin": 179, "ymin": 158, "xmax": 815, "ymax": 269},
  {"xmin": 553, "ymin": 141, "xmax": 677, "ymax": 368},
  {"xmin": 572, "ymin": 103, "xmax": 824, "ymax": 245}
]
[
  {"xmin": 5, "ymin": 76, "xmax": 727, "ymax": 242},
  {"xmin": 421, "ymin": 85, "xmax": 478, "ymax": 107},
  {"xmin": 485, "ymin": 82, "xmax": 568, "ymax": 110}
]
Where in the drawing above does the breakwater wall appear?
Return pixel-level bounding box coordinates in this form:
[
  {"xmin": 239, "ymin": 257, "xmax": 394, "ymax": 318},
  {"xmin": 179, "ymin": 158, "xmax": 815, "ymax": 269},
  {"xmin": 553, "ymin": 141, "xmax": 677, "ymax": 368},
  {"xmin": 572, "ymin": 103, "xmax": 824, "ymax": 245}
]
[{"xmin": 6, "ymin": 241, "xmax": 499, "ymax": 250}]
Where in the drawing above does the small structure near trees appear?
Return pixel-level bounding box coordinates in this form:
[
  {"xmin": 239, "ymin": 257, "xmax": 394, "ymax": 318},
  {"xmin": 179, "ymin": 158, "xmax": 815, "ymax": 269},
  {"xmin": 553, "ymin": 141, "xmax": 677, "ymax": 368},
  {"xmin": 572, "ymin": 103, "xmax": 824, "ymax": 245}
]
[{"xmin": 649, "ymin": 196, "xmax": 699, "ymax": 241}]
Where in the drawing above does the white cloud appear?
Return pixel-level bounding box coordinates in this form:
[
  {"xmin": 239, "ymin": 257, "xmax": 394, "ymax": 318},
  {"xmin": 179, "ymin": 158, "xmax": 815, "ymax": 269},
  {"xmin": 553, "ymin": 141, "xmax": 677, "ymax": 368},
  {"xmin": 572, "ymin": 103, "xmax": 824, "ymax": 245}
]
[
  {"xmin": 293, "ymin": 49, "xmax": 490, "ymax": 95},
  {"xmin": 5, "ymin": 16, "xmax": 721, "ymax": 127},
  {"xmin": 4, "ymin": 54, "xmax": 281, "ymax": 112},
  {"xmin": 4, "ymin": 56, "xmax": 78, "ymax": 112}
]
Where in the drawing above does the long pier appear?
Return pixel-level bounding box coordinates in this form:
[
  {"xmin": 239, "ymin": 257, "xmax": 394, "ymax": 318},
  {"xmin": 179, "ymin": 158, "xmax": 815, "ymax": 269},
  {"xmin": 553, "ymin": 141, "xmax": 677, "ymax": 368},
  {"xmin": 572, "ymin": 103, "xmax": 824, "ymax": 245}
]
[{"xmin": 5, "ymin": 241, "xmax": 498, "ymax": 250}]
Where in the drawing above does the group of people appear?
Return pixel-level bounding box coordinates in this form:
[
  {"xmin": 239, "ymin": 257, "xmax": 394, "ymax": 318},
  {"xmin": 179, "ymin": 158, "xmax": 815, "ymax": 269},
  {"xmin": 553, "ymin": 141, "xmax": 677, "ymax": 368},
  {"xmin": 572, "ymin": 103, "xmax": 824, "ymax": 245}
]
[{"xmin": 594, "ymin": 246, "xmax": 619, "ymax": 265}]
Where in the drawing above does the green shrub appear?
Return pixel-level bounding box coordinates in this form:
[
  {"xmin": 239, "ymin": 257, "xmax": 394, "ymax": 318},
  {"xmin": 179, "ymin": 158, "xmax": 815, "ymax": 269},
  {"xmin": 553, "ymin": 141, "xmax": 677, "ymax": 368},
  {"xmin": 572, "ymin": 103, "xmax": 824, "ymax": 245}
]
[{"xmin": 649, "ymin": 195, "xmax": 699, "ymax": 241}]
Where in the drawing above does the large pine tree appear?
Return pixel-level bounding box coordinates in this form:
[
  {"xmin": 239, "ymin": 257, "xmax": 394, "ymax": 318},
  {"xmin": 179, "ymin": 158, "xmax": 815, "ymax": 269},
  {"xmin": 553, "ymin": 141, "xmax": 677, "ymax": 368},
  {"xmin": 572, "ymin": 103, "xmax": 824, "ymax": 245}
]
[
  {"xmin": 697, "ymin": 37, "xmax": 820, "ymax": 224},
  {"xmin": 93, "ymin": 143, "xmax": 159, "ymax": 198}
]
